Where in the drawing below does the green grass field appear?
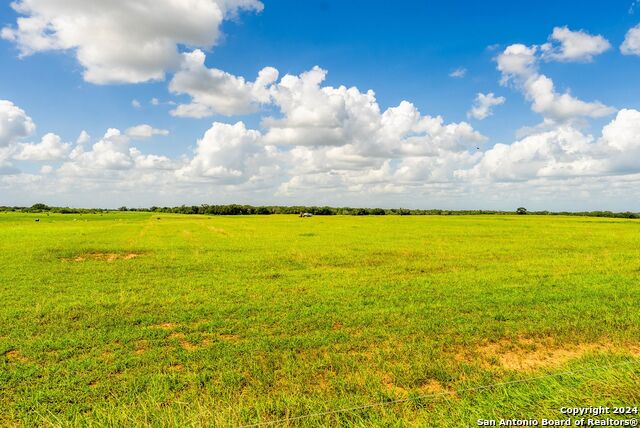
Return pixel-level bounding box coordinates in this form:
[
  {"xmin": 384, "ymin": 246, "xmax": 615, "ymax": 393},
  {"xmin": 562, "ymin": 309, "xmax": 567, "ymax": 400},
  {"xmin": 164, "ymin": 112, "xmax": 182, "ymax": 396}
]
[{"xmin": 1, "ymin": 212, "xmax": 639, "ymax": 427}]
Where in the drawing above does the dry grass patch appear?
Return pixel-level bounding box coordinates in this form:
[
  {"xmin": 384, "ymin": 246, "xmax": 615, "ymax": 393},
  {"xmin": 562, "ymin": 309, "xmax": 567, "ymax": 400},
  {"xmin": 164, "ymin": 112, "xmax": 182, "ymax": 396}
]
[
  {"xmin": 218, "ymin": 333, "xmax": 241, "ymax": 342},
  {"xmin": 463, "ymin": 337, "xmax": 640, "ymax": 371},
  {"xmin": 418, "ymin": 379, "xmax": 448, "ymax": 395},
  {"xmin": 208, "ymin": 226, "xmax": 229, "ymax": 236},
  {"xmin": 100, "ymin": 350, "xmax": 114, "ymax": 362},
  {"xmin": 153, "ymin": 323, "xmax": 177, "ymax": 330},
  {"xmin": 382, "ymin": 373, "xmax": 409, "ymax": 396},
  {"xmin": 5, "ymin": 350, "xmax": 28, "ymax": 364},
  {"xmin": 180, "ymin": 341, "xmax": 199, "ymax": 352},
  {"xmin": 133, "ymin": 339, "xmax": 148, "ymax": 355},
  {"xmin": 382, "ymin": 374, "xmax": 451, "ymax": 399},
  {"xmin": 168, "ymin": 332, "xmax": 210, "ymax": 351},
  {"xmin": 63, "ymin": 252, "xmax": 144, "ymax": 262}
]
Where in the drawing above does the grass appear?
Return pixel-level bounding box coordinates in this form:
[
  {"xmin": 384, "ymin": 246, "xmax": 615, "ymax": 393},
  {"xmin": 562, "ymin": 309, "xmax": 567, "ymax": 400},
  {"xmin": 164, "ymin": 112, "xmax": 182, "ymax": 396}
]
[{"xmin": 1, "ymin": 212, "xmax": 639, "ymax": 426}]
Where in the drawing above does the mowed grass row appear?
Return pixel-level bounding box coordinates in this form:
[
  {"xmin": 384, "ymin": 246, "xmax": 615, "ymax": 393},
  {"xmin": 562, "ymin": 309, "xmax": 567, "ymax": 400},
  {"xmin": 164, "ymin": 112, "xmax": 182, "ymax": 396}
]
[{"xmin": 0, "ymin": 212, "xmax": 639, "ymax": 426}]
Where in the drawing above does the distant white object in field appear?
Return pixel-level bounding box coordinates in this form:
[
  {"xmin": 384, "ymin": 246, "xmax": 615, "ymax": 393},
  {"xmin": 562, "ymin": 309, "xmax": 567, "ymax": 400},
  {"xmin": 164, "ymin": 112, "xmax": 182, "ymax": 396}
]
[{"xmin": 300, "ymin": 213, "xmax": 313, "ymax": 218}]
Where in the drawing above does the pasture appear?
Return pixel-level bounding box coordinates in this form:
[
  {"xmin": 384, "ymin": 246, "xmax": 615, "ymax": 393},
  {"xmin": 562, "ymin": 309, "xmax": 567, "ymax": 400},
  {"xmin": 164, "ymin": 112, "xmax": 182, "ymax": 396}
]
[{"xmin": 0, "ymin": 212, "xmax": 639, "ymax": 426}]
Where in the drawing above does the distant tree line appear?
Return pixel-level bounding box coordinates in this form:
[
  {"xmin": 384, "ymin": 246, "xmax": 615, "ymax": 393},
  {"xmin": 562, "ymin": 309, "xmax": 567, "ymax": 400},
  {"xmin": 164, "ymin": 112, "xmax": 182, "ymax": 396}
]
[
  {"xmin": 527, "ymin": 210, "xmax": 639, "ymax": 219},
  {"xmin": 0, "ymin": 204, "xmax": 107, "ymax": 214},
  {"xmin": 1, "ymin": 203, "xmax": 638, "ymax": 219}
]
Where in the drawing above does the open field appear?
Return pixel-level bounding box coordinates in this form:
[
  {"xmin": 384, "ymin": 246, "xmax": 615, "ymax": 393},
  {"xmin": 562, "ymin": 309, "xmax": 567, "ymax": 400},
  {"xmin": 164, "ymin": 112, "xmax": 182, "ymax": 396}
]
[{"xmin": 1, "ymin": 212, "xmax": 639, "ymax": 426}]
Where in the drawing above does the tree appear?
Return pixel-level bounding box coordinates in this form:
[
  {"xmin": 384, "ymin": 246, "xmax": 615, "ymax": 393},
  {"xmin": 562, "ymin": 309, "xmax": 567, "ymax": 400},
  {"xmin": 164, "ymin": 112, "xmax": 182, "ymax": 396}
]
[
  {"xmin": 31, "ymin": 203, "xmax": 49, "ymax": 211},
  {"xmin": 516, "ymin": 207, "xmax": 528, "ymax": 215}
]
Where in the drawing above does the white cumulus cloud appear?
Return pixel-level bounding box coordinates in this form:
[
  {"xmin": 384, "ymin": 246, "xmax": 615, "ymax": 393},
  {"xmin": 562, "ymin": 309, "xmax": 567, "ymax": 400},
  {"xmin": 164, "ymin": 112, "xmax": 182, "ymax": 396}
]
[
  {"xmin": 14, "ymin": 133, "xmax": 70, "ymax": 161},
  {"xmin": 449, "ymin": 68, "xmax": 467, "ymax": 78},
  {"xmin": 170, "ymin": 50, "xmax": 278, "ymax": 117},
  {"xmin": 524, "ymin": 74, "xmax": 614, "ymax": 121},
  {"xmin": 176, "ymin": 121, "xmax": 273, "ymax": 183},
  {"xmin": 76, "ymin": 130, "xmax": 91, "ymax": 145},
  {"xmin": 497, "ymin": 40, "xmax": 615, "ymax": 122},
  {"xmin": 621, "ymin": 24, "xmax": 640, "ymax": 55},
  {"xmin": 541, "ymin": 26, "xmax": 611, "ymax": 62},
  {"xmin": 262, "ymin": 66, "xmax": 485, "ymax": 155},
  {"xmin": 125, "ymin": 124, "xmax": 170, "ymax": 139},
  {"xmin": 496, "ymin": 44, "xmax": 539, "ymax": 82},
  {"xmin": 459, "ymin": 109, "xmax": 640, "ymax": 182},
  {"xmin": 1, "ymin": 0, "xmax": 264, "ymax": 84},
  {"xmin": 0, "ymin": 100, "xmax": 36, "ymax": 147},
  {"xmin": 59, "ymin": 128, "xmax": 174, "ymax": 176},
  {"xmin": 468, "ymin": 93, "xmax": 506, "ymax": 120}
]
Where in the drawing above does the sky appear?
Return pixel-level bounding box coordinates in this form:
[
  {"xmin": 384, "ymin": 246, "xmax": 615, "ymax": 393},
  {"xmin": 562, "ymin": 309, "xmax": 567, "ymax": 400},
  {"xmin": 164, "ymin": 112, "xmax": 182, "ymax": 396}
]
[{"xmin": 0, "ymin": 0, "xmax": 639, "ymax": 210}]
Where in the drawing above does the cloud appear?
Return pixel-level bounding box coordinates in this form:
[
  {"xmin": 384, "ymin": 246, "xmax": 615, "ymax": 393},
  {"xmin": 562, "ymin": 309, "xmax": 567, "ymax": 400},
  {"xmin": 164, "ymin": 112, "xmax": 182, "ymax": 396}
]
[
  {"xmin": 169, "ymin": 50, "xmax": 278, "ymax": 117},
  {"xmin": 125, "ymin": 124, "xmax": 170, "ymax": 139},
  {"xmin": 541, "ymin": 26, "xmax": 611, "ymax": 62},
  {"xmin": 496, "ymin": 41, "xmax": 615, "ymax": 122},
  {"xmin": 28, "ymin": 64, "xmax": 486, "ymax": 200},
  {"xmin": 459, "ymin": 109, "xmax": 640, "ymax": 182},
  {"xmin": 7, "ymin": 110, "xmax": 640, "ymax": 209},
  {"xmin": 262, "ymin": 67, "xmax": 485, "ymax": 156},
  {"xmin": 130, "ymin": 149, "xmax": 176, "ymax": 170},
  {"xmin": 0, "ymin": 100, "xmax": 36, "ymax": 147},
  {"xmin": 3, "ymin": 44, "xmax": 639, "ymax": 209},
  {"xmin": 176, "ymin": 121, "xmax": 273, "ymax": 183},
  {"xmin": 600, "ymin": 108, "xmax": 640, "ymax": 153},
  {"xmin": 63, "ymin": 129, "xmax": 134, "ymax": 171},
  {"xmin": 459, "ymin": 126, "xmax": 597, "ymax": 181},
  {"xmin": 59, "ymin": 128, "xmax": 174, "ymax": 176},
  {"xmin": 14, "ymin": 133, "xmax": 70, "ymax": 161},
  {"xmin": 496, "ymin": 44, "xmax": 539, "ymax": 82},
  {"xmin": 40, "ymin": 165, "xmax": 53, "ymax": 174},
  {"xmin": 621, "ymin": 24, "xmax": 640, "ymax": 55},
  {"xmin": 76, "ymin": 130, "xmax": 90, "ymax": 145},
  {"xmin": 2, "ymin": 62, "xmax": 488, "ymax": 202},
  {"xmin": 524, "ymin": 74, "xmax": 614, "ymax": 121},
  {"xmin": 131, "ymin": 100, "xmax": 142, "ymax": 109},
  {"xmin": 449, "ymin": 68, "xmax": 467, "ymax": 78},
  {"xmin": 169, "ymin": 59, "xmax": 485, "ymax": 156},
  {"xmin": 1, "ymin": 0, "xmax": 263, "ymax": 84},
  {"xmin": 262, "ymin": 66, "xmax": 371, "ymax": 147},
  {"xmin": 468, "ymin": 93, "xmax": 506, "ymax": 120},
  {"xmin": 253, "ymin": 66, "xmax": 485, "ymax": 196}
]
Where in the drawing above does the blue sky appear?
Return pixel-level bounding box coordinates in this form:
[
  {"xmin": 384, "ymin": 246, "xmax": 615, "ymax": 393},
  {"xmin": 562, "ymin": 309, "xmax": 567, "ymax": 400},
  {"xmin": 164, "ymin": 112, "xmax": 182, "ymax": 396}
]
[{"xmin": 0, "ymin": 1, "xmax": 639, "ymax": 209}]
